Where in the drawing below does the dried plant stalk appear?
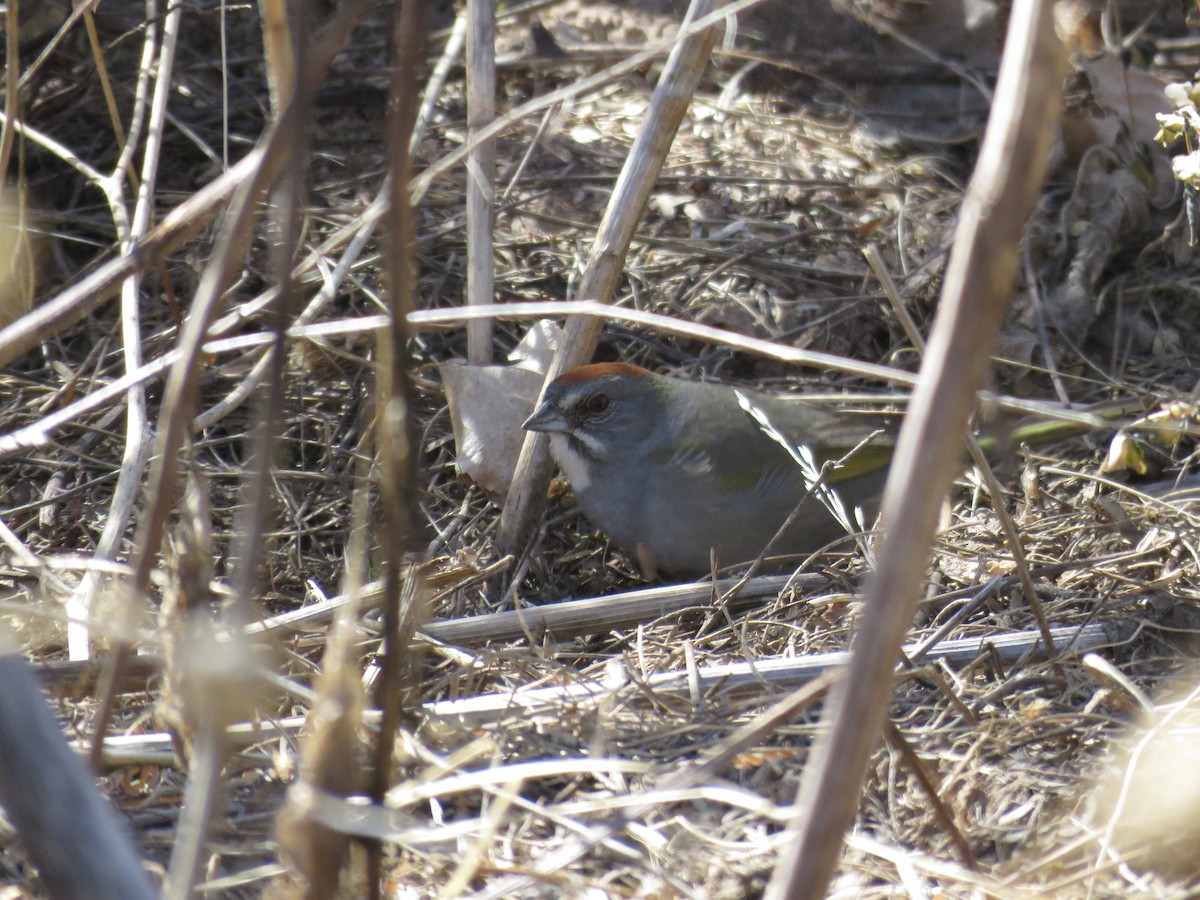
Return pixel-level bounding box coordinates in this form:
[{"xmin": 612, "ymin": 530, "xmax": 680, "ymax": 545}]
[
  {"xmin": 768, "ymin": 0, "xmax": 1069, "ymax": 893},
  {"xmin": 497, "ymin": 0, "xmax": 736, "ymax": 557}
]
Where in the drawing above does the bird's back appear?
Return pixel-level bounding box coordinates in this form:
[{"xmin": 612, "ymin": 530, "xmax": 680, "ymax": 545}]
[{"xmin": 635, "ymin": 382, "xmax": 896, "ymax": 574}]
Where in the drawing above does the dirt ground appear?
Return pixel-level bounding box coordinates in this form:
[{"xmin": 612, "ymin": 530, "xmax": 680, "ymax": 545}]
[{"xmin": 4, "ymin": 0, "xmax": 1200, "ymax": 896}]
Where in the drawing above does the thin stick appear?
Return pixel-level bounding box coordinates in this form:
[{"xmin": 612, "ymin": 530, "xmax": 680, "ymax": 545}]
[
  {"xmin": 498, "ymin": 0, "xmax": 735, "ymax": 557},
  {"xmin": 408, "ymin": 0, "xmax": 771, "ymax": 206},
  {"xmin": 883, "ymin": 720, "xmax": 977, "ymax": 869},
  {"xmin": 87, "ymin": 0, "xmax": 373, "ymax": 772},
  {"xmin": 865, "ymin": 243, "xmax": 924, "ymax": 350},
  {"xmin": 465, "ymin": 0, "xmax": 497, "ymax": 364},
  {"xmin": 66, "ymin": 0, "xmax": 179, "ymax": 661},
  {"xmin": 766, "ymin": 0, "xmax": 1067, "ymax": 893},
  {"xmin": 0, "ymin": 0, "xmax": 19, "ymax": 180},
  {"xmin": 369, "ymin": 0, "xmax": 430, "ymax": 894},
  {"xmin": 869, "ymin": 244, "xmax": 1061, "ymax": 660}
]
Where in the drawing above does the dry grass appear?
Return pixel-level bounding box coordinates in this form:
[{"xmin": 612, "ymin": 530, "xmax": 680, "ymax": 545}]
[{"xmin": 3, "ymin": 0, "xmax": 1200, "ymax": 896}]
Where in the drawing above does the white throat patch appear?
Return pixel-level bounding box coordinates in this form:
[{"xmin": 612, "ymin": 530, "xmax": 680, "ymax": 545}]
[{"xmin": 549, "ymin": 434, "xmax": 592, "ymax": 493}]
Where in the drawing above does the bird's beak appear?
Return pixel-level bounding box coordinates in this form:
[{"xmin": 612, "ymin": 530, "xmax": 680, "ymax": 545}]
[{"xmin": 522, "ymin": 401, "xmax": 570, "ymax": 434}]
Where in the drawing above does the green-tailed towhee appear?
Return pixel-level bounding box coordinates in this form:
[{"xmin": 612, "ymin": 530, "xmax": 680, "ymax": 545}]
[
  {"xmin": 523, "ymin": 362, "xmax": 1108, "ymax": 577},
  {"xmin": 523, "ymin": 362, "xmax": 904, "ymax": 576}
]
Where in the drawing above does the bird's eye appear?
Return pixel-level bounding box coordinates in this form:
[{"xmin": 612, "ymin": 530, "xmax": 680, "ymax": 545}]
[{"xmin": 583, "ymin": 393, "xmax": 610, "ymax": 415}]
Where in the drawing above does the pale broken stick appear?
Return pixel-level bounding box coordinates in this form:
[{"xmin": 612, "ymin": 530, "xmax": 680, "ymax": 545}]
[{"xmin": 71, "ymin": 620, "xmax": 1132, "ymax": 763}]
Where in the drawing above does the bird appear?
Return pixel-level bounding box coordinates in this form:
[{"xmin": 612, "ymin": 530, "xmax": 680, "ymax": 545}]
[
  {"xmin": 522, "ymin": 362, "xmax": 1119, "ymax": 578},
  {"xmin": 523, "ymin": 362, "xmax": 905, "ymax": 577}
]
